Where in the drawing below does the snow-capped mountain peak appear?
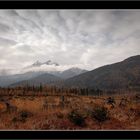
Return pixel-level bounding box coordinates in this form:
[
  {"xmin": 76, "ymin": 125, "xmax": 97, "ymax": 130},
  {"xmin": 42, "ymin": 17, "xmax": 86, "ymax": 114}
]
[
  {"xmin": 30, "ymin": 60, "xmax": 59, "ymax": 67},
  {"xmin": 43, "ymin": 60, "xmax": 59, "ymax": 66},
  {"xmin": 32, "ymin": 60, "xmax": 42, "ymax": 67}
]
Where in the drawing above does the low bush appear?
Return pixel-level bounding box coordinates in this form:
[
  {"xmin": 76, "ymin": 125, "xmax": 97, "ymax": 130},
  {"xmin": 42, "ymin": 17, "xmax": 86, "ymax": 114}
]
[
  {"xmin": 91, "ymin": 105, "xmax": 109, "ymax": 123},
  {"xmin": 19, "ymin": 110, "xmax": 32, "ymax": 119},
  {"xmin": 12, "ymin": 110, "xmax": 33, "ymax": 123},
  {"xmin": 68, "ymin": 109, "xmax": 86, "ymax": 126}
]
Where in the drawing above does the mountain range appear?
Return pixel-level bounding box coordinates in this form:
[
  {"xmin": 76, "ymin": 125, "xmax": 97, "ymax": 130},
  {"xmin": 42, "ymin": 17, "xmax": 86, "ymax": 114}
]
[
  {"xmin": 1, "ymin": 55, "xmax": 140, "ymax": 92},
  {"xmin": 0, "ymin": 66, "xmax": 87, "ymax": 87}
]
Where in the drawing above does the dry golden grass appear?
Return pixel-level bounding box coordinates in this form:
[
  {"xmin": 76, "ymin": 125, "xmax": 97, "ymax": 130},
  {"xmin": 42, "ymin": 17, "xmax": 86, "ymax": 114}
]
[{"xmin": 0, "ymin": 90, "xmax": 139, "ymax": 130}]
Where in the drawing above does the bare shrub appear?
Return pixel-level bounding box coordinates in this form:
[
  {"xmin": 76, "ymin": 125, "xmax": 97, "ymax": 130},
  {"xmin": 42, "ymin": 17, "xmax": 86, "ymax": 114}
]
[
  {"xmin": 68, "ymin": 109, "xmax": 86, "ymax": 126},
  {"xmin": 91, "ymin": 105, "xmax": 109, "ymax": 129},
  {"xmin": 126, "ymin": 108, "xmax": 136, "ymax": 121},
  {"xmin": 5, "ymin": 102, "xmax": 18, "ymax": 113},
  {"xmin": 12, "ymin": 110, "xmax": 33, "ymax": 123},
  {"xmin": 119, "ymin": 98, "xmax": 128, "ymax": 108},
  {"xmin": 106, "ymin": 97, "xmax": 116, "ymax": 108},
  {"xmin": 42, "ymin": 99, "xmax": 49, "ymax": 110}
]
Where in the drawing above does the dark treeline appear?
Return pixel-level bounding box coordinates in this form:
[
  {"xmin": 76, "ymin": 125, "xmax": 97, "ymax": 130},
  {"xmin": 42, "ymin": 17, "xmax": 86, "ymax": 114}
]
[
  {"xmin": 0, "ymin": 84, "xmax": 105, "ymax": 97},
  {"xmin": 0, "ymin": 84, "xmax": 137, "ymax": 97}
]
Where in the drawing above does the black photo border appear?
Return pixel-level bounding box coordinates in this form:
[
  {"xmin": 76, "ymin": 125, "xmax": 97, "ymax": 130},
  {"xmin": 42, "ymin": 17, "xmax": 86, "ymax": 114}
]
[
  {"xmin": 0, "ymin": 0, "xmax": 140, "ymax": 9},
  {"xmin": 0, "ymin": 0, "xmax": 140, "ymax": 139}
]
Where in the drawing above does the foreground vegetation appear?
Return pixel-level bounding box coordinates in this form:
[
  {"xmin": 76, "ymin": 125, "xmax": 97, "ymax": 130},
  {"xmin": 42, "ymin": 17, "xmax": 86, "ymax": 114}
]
[{"xmin": 0, "ymin": 86, "xmax": 140, "ymax": 130}]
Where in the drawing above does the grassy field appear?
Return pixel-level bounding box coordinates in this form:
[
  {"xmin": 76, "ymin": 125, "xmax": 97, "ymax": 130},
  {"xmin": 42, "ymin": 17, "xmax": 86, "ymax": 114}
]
[{"xmin": 0, "ymin": 88, "xmax": 140, "ymax": 130}]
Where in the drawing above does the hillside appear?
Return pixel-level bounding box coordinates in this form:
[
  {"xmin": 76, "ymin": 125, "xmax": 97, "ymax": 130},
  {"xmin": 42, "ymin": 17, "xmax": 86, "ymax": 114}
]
[
  {"xmin": 62, "ymin": 55, "xmax": 140, "ymax": 90},
  {"xmin": 59, "ymin": 67, "xmax": 88, "ymax": 79},
  {"xmin": 10, "ymin": 73, "xmax": 62, "ymax": 87},
  {"xmin": 0, "ymin": 71, "xmax": 46, "ymax": 87}
]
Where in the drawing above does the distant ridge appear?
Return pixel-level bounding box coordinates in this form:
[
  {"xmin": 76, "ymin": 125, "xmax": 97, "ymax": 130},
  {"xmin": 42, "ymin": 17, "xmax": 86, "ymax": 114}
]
[
  {"xmin": 58, "ymin": 67, "xmax": 88, "ymax": 79},
  {"xmin": 10, "ymin": 73, "xmax": 62, "ymax": 87},
  {"xmin": 61, "ymin": 55, "xmax": 140, "ymax": 91},
  {"xmin": 9, "ymin": 67, "xmax": 88, "ymax": 87}
]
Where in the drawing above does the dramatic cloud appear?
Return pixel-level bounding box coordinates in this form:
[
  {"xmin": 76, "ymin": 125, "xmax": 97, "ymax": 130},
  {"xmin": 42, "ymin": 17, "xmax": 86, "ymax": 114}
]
[{"xmin": 0, "ymin": 10, "xmax": 140, "ymax": 74}]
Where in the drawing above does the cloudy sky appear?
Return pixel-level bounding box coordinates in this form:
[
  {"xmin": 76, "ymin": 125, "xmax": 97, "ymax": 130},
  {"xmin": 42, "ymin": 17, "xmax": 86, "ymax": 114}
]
[{"xmin": 0, "ymin": 10, "xmax": 140, "ymax": 74}]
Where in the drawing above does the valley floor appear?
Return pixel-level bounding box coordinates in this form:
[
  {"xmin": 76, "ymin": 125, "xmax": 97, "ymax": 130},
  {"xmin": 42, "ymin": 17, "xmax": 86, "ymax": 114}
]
[{"xmin": 0, "ymin": 92, "xmax": 140, "ymax": 130}]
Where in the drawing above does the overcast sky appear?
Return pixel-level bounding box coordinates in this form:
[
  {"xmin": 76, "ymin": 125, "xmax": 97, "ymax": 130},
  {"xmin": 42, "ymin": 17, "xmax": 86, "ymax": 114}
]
[{"xmin": 0, "ymin": 10, "xmax": 140, "ymax": 73}]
